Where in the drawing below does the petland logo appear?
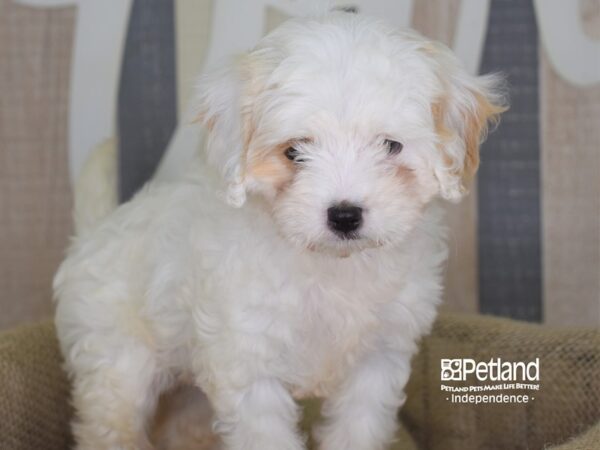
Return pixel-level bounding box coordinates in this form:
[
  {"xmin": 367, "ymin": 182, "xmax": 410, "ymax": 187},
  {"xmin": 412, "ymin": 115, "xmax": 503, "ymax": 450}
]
[
  {"xmin": 440, "ymin": 358, "xmax": 541, "ymax": 404},
  {"xmin": 441, "ymin": 358, "xmax": 540, "ymax": 382}
]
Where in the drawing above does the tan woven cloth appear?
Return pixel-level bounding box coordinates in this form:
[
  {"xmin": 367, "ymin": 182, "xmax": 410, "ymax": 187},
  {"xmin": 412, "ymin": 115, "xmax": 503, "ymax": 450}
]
[
  {"xmin": 0, "ymin": 314, "xmax": 598, "ymax": 450},
  {"xmin": 403, "ymin": 313, "xmax": 600, "ymax": 450},
  {"xmin": 0, "ymin": 321, "xmax": 73, "ymax": 450},
  {"xmin": 550, "ymin": 420, "xmax": 600, "ymax": 450}
]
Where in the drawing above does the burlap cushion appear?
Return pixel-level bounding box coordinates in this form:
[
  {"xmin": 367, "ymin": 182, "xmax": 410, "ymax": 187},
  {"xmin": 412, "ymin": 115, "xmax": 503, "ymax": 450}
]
[
  {"xmin": 0, "ymin": 314, "xmax": 598, "ymax": 450},
  {"xmin": 0, "ymin": 321, "xmax": 72, "ymax": 450},
  {"xmin": 403, "ymin": 313, "xmax": 600, "ymax": 449},
  {"xmin": 550, "ymin": 420, "xmax": 600, "ymax": 450}
]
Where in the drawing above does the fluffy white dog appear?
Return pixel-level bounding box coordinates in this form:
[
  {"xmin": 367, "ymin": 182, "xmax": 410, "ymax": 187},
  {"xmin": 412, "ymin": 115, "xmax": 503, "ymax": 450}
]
[{"xmin": 54, "ymin": 12, "xmax": 505, "ymax": 450}]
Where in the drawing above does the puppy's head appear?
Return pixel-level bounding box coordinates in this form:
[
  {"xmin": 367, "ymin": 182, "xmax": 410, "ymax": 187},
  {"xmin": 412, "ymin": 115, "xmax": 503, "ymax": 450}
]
[{"xmin": 196, "ymin": 13, "xmax": 506, "ymax": 256}]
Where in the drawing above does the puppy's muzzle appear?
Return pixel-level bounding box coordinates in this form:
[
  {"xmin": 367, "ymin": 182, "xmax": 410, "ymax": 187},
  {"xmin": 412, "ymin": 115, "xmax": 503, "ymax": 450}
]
[{"xmin": 327, "ymin": 203, "xmax": 363, "ymax": 238}]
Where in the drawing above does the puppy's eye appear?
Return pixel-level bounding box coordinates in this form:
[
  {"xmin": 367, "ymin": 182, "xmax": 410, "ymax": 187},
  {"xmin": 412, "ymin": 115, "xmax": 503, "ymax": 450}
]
[
  {"xmin": 284, "ymin": 147, "xmax": 304, "ymax": 163},
  {"xmin": 385, "ymin": 139, "xmax": 403, "ymax": 155}
]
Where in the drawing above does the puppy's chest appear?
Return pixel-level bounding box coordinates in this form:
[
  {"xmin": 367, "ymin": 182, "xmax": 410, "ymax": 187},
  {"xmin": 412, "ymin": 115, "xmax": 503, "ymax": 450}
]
[{"xmin": 283, "ymin": 277, "xmax": 395, "ymax": 397}]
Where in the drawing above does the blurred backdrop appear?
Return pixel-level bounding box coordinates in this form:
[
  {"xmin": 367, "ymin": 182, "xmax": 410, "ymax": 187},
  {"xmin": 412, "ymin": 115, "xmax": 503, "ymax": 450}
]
[{"xmin": 1, "ymin": 0, "xmax": 599, "ymax": 329}]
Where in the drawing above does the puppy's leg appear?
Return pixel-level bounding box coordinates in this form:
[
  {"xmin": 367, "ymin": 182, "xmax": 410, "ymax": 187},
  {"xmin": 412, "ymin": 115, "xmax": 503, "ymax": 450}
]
[
  {"xmin": 315, "ymin": 351, "xmax": 411, "ymax": 450},
  {"xmin": 70, "ymin": 343, "xmax": 164, "ymax": 450},
  {"xmin": 209, "ymin": 377, "xmax": 305, "ymax": 450}
]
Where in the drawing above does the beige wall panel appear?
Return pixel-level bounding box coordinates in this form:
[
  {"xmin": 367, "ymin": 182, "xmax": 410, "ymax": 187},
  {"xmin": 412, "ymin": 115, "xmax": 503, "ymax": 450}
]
[
  {"xmin": 413, "ymin": 0, "xmax": 479, "ymax": 314},
  {"xmin": 412, "ymin": 0, "xmax": 460, "ymax": 44},
  {"xmin": 174, "ymin": 0, "xmax": 213, "ymax": 117},
  {"xmin": 541, "ymin": 51, "xmax": 600, "ymax": 327},
  {"xmin": 265, "ymin": 5, "xmax": 290, "ymax": 34},
  {"xmin": 0, "ymin": 2, "xmax": 75, "ymax": 329}
]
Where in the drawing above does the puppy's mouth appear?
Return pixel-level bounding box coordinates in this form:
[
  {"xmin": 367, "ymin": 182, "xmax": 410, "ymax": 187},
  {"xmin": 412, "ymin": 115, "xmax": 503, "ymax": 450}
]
[
  {"xmin": 331, "ymin": 230, "xmax": 361, "ymax": 241},
  {"xmin": 306, "ymin": 233, "xmax": 383, "ymax": 258}
]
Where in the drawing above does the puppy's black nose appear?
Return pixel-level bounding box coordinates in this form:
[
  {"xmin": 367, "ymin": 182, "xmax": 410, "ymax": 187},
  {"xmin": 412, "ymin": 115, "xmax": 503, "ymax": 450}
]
[{"xmin": 327, "ymin": 204, "xmax": 363, "ymax": 235}]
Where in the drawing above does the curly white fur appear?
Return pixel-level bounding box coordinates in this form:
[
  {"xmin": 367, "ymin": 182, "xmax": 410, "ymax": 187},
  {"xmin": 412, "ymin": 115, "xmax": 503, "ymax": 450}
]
[{"xmin": 54, "ymin": 12, "xmax": 505, "ymax": 450}]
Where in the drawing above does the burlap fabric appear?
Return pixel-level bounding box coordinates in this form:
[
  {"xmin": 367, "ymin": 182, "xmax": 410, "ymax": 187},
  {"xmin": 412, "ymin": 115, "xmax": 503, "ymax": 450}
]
[
  {"xmin": 0, "ymin": 314, "xmax": 598, "ymax": 450},
  {"xmin": 0, "ymin": 321, "xmax": 73, "ymax": 450},
  {"xmin": 402, "ymin": 313, "xmax": 600, "ymax": 449},
  {"xmin": 550, "ymin": 420, "xmax": 600, "ymax": 450}
]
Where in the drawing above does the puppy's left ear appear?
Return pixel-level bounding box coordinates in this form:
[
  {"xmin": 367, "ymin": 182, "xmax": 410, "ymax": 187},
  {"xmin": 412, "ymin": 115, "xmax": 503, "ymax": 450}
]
[{"xmin": 430, "ymin": 47, "xmax": 508, "ymax": 201}]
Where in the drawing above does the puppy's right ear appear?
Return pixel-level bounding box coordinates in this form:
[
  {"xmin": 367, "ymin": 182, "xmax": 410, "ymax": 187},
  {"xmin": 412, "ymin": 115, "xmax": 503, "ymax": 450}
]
[
  {"xmin": 195, "ymin": 59, "xmax": 249, "ymax": 207},
  {"xmin": 425, "ymin": 41, "xmax": 508, "ymax": 202}
]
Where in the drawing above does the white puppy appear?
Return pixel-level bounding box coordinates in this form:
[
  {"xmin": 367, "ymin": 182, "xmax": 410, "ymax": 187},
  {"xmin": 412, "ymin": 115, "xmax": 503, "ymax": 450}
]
[{"xmin": 54, "ymin": 12, "xmax": 505, "ymax": 450}]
